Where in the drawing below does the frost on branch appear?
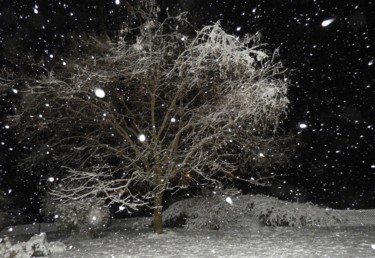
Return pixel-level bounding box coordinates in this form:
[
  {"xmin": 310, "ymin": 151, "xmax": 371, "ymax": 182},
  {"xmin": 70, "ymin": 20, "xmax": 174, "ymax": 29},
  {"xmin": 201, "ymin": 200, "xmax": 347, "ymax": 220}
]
[{"xmin": 174, "ymin": 21, "xmax": 289, "ymax": 129}]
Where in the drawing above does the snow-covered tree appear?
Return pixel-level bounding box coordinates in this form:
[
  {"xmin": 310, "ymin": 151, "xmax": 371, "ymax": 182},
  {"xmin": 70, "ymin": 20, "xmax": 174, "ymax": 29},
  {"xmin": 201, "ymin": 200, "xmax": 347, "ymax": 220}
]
[{"xmin": 7, "ymin": 15, "xmax": 292, "ymax": 233}]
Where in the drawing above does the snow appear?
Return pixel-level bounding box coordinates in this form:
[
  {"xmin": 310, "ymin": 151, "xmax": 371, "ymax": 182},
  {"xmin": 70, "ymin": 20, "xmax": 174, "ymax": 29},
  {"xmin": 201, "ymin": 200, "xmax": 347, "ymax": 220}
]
[
  {"xmin": 1, "ymin": 233, "xmax": 65, "ymax": 258},
  {"xmin": 2, "ymin": 214, "xmax": 375, "ymax": 258},
  {"xmin": 138, "ymin": 134, "xmax": 146, "ymax": 142},
  {"xmin": 1, "ymin": 223, "xmax": 58, "ymax": 236},
  {"xmin": 94, "ymin": 87, "xmax": 105, "ymax": 98},
  {"xmin": 33, "ymin": 5, "xmax": 39, "ymax": 14},
  {"xmin": 225, "ymin": 196, "xmax": 233, "ymax": 205},
  {"xmin": 321, "ymin": 18, "xmax": 335, "ymax": 27},
  {"xmin": 47, "ymin": 219, "xmax": 375, "ymax": 258}
]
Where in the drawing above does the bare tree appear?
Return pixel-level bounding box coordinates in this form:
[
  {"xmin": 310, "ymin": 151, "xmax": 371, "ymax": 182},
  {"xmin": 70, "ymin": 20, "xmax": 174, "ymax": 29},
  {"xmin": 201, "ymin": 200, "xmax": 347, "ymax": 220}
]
[{"xmin": 7, "ymin": 15, "xmax": 292, "ymax": 233}]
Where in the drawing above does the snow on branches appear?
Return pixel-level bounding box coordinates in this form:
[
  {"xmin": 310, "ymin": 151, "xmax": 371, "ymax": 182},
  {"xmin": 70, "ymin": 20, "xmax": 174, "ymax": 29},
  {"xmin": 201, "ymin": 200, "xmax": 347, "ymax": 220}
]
[{"xmin": 7, "ymin": 15, "xmax": 293, "ymax": 233}]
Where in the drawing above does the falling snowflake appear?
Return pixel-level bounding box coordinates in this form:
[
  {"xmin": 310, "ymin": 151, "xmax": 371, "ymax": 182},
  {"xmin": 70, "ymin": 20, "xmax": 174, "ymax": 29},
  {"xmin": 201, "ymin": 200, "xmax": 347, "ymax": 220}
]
[
  {"xmin": 138, "ymin": 134, "xmax": 146, "ymax": 142},
  {"xmin": 225, "ymin": 197, "xmax": 233, "ymax": 205},
  {"xmin": 299, "ymin": 123, "xmax": 308, "ymax": 129},
  {"xmin": 321, "ymin": 18, "xmax": 335, "ymax": 27},
  {"xmin": 94, "ymin": 87, "xmax": 105, "ymax": 98},
  {"xmin": 33, "ymin": 5, "xmax": 39, "ymax": 14}
]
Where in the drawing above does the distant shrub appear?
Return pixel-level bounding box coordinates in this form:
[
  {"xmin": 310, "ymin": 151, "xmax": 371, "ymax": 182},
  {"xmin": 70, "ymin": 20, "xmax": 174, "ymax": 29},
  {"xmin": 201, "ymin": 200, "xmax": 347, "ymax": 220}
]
[
  {"xmin": 48, "ymin": 197, "xmax": 111, "ymax": 238},
  {"xmin": 247, "ymin": 195, "xmax": 343, "ymax": 227},
  {"xmin": 163, "ymin": 191, "xmax": 343, "ymax": 230},
  {"xmin": 0, "ymin": 191, "xmax": 10, "ymax": 230},
  {"xmin": 0, "ymin": 212, "xmax": 8, "ymax": 231}
]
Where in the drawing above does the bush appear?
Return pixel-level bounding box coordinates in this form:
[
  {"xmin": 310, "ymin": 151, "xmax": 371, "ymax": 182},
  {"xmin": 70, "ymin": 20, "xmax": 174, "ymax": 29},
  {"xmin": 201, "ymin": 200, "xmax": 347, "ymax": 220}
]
[
  {"xmin": 164, "ymin": 194, "xmax": 241, "ymax": 230},
  {"xmin": 0, "ymin": 233, "xmax": 65, "ymax": 258},
  {"xmin": 0, "ymin": 211, "xmax": 9, "ymax": 231},
  {"xmin": 247, "ymin": 195, "xmax": 343, "ymax": 227},
  {"xmin": 47, "ymin": 197, "xmax": 111, "ymax": 238},
  {"xmin": 163, "ymin": 189, "xmax": 257, "ymax": 230},
  {"xmin": 163, "ymin": 191, "xmax": 343, "ymax": 230}
]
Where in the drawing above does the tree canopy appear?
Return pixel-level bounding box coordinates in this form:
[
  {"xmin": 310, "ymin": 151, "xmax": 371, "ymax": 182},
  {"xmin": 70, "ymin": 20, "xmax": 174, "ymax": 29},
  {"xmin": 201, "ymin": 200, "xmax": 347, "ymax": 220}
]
[{"xmin": 5, "ymin": 15, "xmax": 293, "ymax": 233}]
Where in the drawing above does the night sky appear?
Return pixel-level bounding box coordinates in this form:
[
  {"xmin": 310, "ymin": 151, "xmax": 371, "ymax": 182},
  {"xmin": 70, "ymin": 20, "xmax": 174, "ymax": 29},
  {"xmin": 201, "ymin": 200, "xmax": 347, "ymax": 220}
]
[{"xmin": 0, "ymin": 0, "xmax": 374, "ymax": 217}]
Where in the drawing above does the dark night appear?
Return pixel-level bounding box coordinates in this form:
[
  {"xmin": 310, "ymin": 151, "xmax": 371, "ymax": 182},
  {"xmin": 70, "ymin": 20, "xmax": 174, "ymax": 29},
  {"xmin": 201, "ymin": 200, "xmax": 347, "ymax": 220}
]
[{"xmin": 0, "ymin": 1, "xmax": 374, "ymax": 257}]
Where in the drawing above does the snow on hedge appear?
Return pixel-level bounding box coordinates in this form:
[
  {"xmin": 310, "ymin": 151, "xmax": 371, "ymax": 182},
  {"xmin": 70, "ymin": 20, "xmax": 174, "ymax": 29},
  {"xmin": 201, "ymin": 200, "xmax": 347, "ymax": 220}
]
[
  {"xmin": 0, "ymin": 233, "xmax": 65, "ymax": 258},
  {"xmin": 46, "ymin": 197, "xmax": 111, "ymax": 238},
  {"xmin": 163, "ymin": 193, "xmax": 344, "ymax": 230}
]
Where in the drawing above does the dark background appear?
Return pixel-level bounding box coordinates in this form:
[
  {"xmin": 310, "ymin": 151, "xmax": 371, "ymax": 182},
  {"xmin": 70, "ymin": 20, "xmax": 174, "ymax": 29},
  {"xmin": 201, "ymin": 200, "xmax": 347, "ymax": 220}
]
[{"xmin": 1, "ymin": 0, "xmax": 374, "ymax": 222}]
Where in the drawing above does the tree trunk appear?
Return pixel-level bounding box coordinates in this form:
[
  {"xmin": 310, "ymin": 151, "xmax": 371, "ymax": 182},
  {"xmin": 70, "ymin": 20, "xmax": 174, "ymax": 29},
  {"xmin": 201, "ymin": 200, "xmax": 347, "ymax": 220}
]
[
  {"xmin": 153, "ymin": 186, "xmax": 163, "ymax": 234},
  {"xmin": 153, "ymin": 166, "xmax": 164, "ymax": 234}
]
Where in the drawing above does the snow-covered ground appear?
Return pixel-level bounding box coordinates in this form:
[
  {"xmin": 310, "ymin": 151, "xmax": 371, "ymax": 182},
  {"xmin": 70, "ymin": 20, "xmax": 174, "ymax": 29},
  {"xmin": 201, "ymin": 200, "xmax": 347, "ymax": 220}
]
[
  {"xmin": 45, "ymin": 218, "xmax": 375, "ymax": 258},
  {"xmin": 2, "ymin": 213, "xmax": 375, "ymax": 258}
]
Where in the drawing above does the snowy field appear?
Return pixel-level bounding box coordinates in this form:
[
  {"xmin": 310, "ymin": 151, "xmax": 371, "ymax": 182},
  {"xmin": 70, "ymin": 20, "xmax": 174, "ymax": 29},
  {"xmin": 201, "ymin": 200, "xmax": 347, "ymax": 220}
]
[
  {"xmin": 2, "ymin": 213, "xmax": 375, "ymax": 258},
  {"xmin": 48, "ymin": 223, "xmax": 375, "ymax": 258},
  {"xmin": 0, "ymin": 215, "xmax": 356, "ymax": 258}
]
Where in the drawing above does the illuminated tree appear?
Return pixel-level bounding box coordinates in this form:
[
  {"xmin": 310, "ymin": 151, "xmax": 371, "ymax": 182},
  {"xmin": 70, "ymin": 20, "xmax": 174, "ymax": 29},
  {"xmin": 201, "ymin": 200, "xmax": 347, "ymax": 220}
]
[{"xmin": 7, "ymin": 15, "xmax": 292, "ymax": 233}]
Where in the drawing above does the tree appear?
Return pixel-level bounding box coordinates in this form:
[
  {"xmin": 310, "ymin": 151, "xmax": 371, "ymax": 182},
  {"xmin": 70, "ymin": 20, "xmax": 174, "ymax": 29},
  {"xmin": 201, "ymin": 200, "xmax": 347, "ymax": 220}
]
[{"xmin": 7, "ymin": 15, "xmax": 291, "ymax": 233}]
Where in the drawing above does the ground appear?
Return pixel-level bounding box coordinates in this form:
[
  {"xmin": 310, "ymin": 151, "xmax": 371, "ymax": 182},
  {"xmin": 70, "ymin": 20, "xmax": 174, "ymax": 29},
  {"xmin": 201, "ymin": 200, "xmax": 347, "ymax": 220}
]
[{"xmin": 2, "ymin": 216, "xmax": 375, "ymax": 258}]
